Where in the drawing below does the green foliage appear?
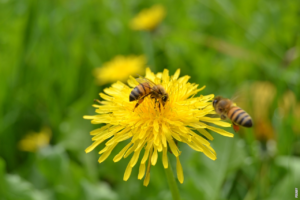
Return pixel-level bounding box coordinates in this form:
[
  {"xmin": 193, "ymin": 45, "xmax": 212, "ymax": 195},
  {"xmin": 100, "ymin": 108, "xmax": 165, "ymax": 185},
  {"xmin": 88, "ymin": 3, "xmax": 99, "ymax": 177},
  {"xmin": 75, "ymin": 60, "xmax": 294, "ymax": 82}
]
[{"xmin": 0, "ymin": 0, "xmax": 299, "ymax": 199}]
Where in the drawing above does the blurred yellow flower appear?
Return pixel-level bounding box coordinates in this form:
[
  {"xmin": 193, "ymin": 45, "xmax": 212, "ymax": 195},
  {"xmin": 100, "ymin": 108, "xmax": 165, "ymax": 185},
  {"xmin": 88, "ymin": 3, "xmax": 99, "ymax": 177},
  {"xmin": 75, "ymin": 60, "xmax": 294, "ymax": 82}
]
[
  {"xmin": 293, "ymin": 103, "xmax": 300, "ymax": 134},
  {"xmin": 130, "ymin": 4, "xmax": 166, "ymax": 31},
  {"xmin": 94, "ymin": 55, "xmax": 146, "ymax": 85},
  {"xmin": 278, "ymin": 90, "xmax": 300, "ymax": 134},
  {"xmin": 251, "ymin": 82, "xmax": 277, "ymax": 141},
  {"xmin": 84, "ymin": 68, "xmax": 232, "ymax": 186},
  {"xmin": 236, "ymin": 82, "xmax": 276, "ymax": 142},
  {"xmin": 251, "ymin": 82, "xmax": 276, "ymax": 121},
  {"xmin": 278, "ymin": 90, "xmax": 296, "ymax": 118},
  {"xmin": 18, "ymin": 127, "xmax": 51, "ymax": 152}
]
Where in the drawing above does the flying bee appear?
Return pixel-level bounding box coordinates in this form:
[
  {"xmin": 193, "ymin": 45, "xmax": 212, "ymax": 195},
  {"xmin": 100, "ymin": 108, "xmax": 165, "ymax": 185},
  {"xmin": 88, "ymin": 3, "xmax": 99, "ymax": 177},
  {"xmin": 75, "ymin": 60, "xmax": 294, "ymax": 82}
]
[
  {"xmin": 129, "ymin": 77, "xmax": 169, "ymax": 111},
  {"xmin": 213, "ymin": 96, "xmax": 252, "ymax": 132}
]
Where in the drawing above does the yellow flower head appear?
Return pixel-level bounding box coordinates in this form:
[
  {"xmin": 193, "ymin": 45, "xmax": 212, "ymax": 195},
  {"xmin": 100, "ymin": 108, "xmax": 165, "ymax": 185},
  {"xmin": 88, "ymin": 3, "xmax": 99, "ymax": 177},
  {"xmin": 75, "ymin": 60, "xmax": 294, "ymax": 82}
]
[
  {"xmin": 94, "ymin": 55, "xmax": 146, "ymax": 85},
  {"xmin": 84, "ymin": 68, "xmax": 232, "ymax": 186},
  {"xmin": 130, "ymin": 4, "xmax": 166, "ymax": 31},
  {"xmin": 18, "ymin": 127, "xmax": 51, "ymax": 152}
]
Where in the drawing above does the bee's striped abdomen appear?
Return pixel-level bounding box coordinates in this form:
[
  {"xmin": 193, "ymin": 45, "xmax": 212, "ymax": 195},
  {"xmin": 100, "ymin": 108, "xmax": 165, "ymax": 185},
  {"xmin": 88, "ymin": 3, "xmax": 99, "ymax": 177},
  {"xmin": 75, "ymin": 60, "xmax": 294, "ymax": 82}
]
[
  {"xmin": 129, "ymin": 82, "xmax": 151, "ymax": 102},
  {"xmin": 227, "ymin": 106, "xmax": 253, "ymax": 128}
]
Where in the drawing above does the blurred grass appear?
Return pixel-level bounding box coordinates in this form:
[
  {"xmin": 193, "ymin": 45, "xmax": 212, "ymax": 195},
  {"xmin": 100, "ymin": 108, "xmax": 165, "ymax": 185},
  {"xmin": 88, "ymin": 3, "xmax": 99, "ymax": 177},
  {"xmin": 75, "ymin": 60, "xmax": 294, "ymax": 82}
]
[{"xmin": 0, "ymin": 0, "xmax": 300, "ymax": 199}]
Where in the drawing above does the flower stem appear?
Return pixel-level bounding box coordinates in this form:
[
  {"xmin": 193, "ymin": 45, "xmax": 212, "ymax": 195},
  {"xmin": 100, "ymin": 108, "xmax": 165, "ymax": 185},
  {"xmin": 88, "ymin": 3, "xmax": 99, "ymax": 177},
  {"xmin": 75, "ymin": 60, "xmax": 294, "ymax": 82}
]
[{"xmin": 164, "ymin": 158, "xmax": 180, "ymax": 200}]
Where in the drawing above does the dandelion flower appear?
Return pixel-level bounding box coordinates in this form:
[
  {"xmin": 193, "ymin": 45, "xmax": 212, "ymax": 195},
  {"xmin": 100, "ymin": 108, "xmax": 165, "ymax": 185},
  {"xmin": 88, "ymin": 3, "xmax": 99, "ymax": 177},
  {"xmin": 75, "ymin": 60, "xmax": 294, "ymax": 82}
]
[
  {"xmin": 94, "ymin": 55, "xmax": 146, "ymax": 85},
  {"xmin": 84, "ymin": 68, "xmax": 233, "ymax": 186},
  {"xmin": 130, "ymin": 4, "xmax": 166, "ymax": 31},
  {"xmin": 19, "ymin": 127, "xmax": 51, "ymax": 152}
]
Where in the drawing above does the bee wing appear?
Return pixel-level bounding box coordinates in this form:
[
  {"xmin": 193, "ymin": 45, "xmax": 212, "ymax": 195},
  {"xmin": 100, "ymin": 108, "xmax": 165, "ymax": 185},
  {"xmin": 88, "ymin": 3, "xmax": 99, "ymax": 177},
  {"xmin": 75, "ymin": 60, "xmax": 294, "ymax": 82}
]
[{"xmin": 136, "ymin": 77, "xmax": 157, "ymax": 89}]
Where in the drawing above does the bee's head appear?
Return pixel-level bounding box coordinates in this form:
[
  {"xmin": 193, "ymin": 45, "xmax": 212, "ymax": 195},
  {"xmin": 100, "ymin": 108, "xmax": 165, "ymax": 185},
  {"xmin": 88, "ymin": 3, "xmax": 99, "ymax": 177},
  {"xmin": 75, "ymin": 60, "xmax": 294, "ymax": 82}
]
[
  {"xmin": 213, "ymin": 96, "xmax": 222, "ymax": 109},
  {"xmin": 161, "ymin": 94, "xmax": 169, "ymax": 105}
]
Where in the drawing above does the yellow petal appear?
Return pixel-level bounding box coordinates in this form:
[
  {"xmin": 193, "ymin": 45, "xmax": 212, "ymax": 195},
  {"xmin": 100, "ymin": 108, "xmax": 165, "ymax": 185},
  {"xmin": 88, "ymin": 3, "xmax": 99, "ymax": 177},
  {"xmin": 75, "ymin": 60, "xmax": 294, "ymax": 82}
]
[
  {"xmin": 166, "ymin": 136, "xmax": 179, "ymax": 157},
  {"xmin": 112, "ymin": 81, "xmax": 128, "ymax": 90},
  {"xmin": 151, "ymin": 147, "xmax": 158, "ymax": 165},
  {"xmin": 178, "ymin": 75, "xmax": 190, "ymax": 85},
  {"xmin": 184, "ymin": 139, "xmax": 203, "ymax": 152},
  {"xmin": 206, "ymin": 126, "xmax": 234, "ymax": 137},
  {"xmin": 145, "ymin": 67, "xmax": 152, "ymax": 77},
  {"xmin": 89, "ymin": 124, "xmax": 112, "ymax": 135},
  {"xmin": 99, "ymin": 93, "xmax": 113, "ymax": 101},
  {"xmin": 138, "ymin": 163, "xmax": 146, "ymax": 180},
  {"xmin": 163, "ymin": 125, "xmax": 179, "ymax": 156},
  {"xmin": 201, "ymin": 144, "xmax": 217, "ymax": 160},
  {"xmin": 157, "ymin": 141, "xmax": 163, "ymax": 152},
  {"xmin": 176, "ymin": 157, "xmax": 184, "ymax": 184},
  {"xmin": 123, "ymin": 162, "xmax": 133, "ymax": 181},
  {"xmin": 161, "ymin": 133, "xmax": 167, "ymax": 147},
  {"xmin": 85, "ymin": 139, "xmax": 103, "ymax": 153},
  {"xmin": 162, "ymin": 69, "xmax": 170, "ymax": 83},
  {"xmin": 199, "ymin": 117, "xmax": 231, "ymax": 127},
  {"xmin": 127, "ymin": 75, "xmax": 139, "ymax": 87},
  {"xmin": 83, "ymin": 115, "xmax": 95, "ymax": 120},
  {"xmin": 130, "ymin": 147, "xmax": 142, "ymax": 167},
  {"xmin": 153, "ymin": 120, "xmax": 159, "ymax": 132},
  {"xmin": 170, "ymin": 130, "xmax": 182, "ymax": 142},
  {"xmin": 106, "ymin": 132, "xmax": 131, "ymax": 146},
  {"xmin": 173, "ymin": 69, "xmax": 180, "ymax": 80},
  {"xmin": 124, "ymin": 142, "xmax": 139, "ymax": 158},
  {"xmin": 139, "ymin": 128, "xmax": 148, "ymax": 139},
  {"xmin": 99, "ymin": 146, "xmax": 109, "ymax": 154},
  {"xmin": 197, "ymin": 85, "xmax": 206, "ymax": 92},
  {"xmin": 113, "ymin": 142, "xmax": 132, "ymax": 162},
  {"xmin": 92, "ymin": 126, "xmax": 123, "ymax": 141},
  {"xmin": 98, "ymin": 144, "xmax": 117, "ymax": 163},
  {"xmin": 141, "ymin": 146, "xmax": 150, "ymax": 164},
  {"xmin": 143, "ymin": 148, "xmax": 153, "ymax": 187},
  {"xmin": 191, "ymin": 131, "xmax": 210, "ymax": 146},
  {"xmin": 162, "ymin": 146, "xmax": 168, "ymax": 168},
  {"xmin": 143, "ymin": 170, "xmax": 150, "ymax": 187},
  {"xmin": 197, "ymin": 128, "xmax": 214, "ymax": 141}
]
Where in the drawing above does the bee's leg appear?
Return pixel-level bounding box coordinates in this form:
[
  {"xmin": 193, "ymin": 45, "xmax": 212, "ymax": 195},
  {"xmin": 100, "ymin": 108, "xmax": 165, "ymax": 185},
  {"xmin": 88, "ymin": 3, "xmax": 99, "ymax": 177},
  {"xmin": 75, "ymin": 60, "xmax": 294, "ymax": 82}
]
[
  {"xmin": 133, "ymin": 93, "xmax": 151, "ymax": 112},
  {"xmin": 133, "ymin": 98, "xmax": 145, "ymax": 112},
  {"xmin": 232, "ymin": 123, "xmax": 240, "ymax": 132},
  {"xmin": 220, "ymin": 114, "xmax": 226, "ymax": 120},
  {"xmin": 154, "ymin": 99, "xmax": 162, "ymax": 111},
  {"xmin": 158, "ymin": 100, "xmax": 161, "ymax": 111},
  {"xmin": 150, "ymin": 95, "xmax": 157, "ymax": 109},
  {"xmin": 154, "ymin": 99, "xmax": 157, "ymax": 109}
]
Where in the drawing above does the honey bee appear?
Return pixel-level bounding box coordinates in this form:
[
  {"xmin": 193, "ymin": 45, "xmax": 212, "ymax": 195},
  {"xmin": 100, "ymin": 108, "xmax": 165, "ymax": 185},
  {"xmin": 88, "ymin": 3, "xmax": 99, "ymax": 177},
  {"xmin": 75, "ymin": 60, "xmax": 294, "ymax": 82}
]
[
  {"xmin": 129, "ymin": 77, "xmax": 169, "ymax": 111},
  {"xmin": 213, "ymin": 96, "xmax": 253, "ymax": 132}
]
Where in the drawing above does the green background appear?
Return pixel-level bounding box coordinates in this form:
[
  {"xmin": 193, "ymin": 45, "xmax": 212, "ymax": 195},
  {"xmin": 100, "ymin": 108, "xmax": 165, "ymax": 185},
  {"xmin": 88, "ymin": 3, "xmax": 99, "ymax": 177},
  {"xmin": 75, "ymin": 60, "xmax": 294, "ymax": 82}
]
[{"xmin": 0, "ymin": 0, "xmax": 299, "ymax": 199}]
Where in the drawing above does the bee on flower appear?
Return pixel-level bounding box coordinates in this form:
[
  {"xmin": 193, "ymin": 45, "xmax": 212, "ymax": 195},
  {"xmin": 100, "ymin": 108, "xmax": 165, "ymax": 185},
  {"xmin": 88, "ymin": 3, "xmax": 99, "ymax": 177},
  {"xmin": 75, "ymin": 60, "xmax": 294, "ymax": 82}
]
[
  {"xmin": 129, "ymin": 76, "xmax": 169, "ymax": 111},
  {"xmin": 130, "ymin": 4, "xmax": 166, "ymax": 31},
  {"xmin": 84, "ymin": 68, "xmax": 233, "ymax": 186}
]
